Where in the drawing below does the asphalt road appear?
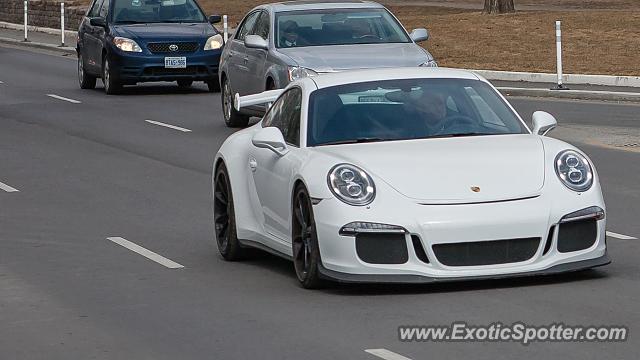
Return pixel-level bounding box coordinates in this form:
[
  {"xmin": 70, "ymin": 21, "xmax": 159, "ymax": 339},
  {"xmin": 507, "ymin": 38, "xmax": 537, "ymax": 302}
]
[{"xmin": 1, "ymin": 45, "xmax": 639, "ymax": 360}]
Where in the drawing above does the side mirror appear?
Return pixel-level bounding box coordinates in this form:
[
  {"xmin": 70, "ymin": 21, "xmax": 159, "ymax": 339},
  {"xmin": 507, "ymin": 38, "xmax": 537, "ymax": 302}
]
[
  {"xmin": 244, "ymin": 34, "xmax": 268, "ymax": 50},
  {"xmin": 531, "ymin": 111, "xmax": 557, "ymax": 136},
  {"xmin": 208, "ymin": 15, "xmax": 221, "ymax": 24},
  {"xmin": 252, "ymin": 127, "xmax": 288, "ymax": 156},
  {"xmin": 409, "ymin": 28, "xmax": 429, "ymax": 42},
  {"xmin": 90, "ymin": 17, "xmax": 107, "ymax": 28}
]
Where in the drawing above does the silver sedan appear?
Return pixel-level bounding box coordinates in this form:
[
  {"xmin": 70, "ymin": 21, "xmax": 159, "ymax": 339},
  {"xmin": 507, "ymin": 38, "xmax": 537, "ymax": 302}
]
[{"xmin": 218, "ymin": 0, "xmax": 437, "ymax": 127}]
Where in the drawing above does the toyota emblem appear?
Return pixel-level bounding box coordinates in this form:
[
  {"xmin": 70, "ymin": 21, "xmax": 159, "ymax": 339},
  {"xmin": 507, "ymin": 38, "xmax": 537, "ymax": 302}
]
[{"xmin": 169, "ymin": 44, "xmax": 179, "ymax": 52}]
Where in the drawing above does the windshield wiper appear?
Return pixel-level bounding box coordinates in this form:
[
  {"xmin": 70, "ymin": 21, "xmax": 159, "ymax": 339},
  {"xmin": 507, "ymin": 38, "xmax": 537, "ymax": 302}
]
[
  {"xmin": 426, "ymin": 132, "xmax": 496, "ymax": 139},
  {"xmin": 115, "ymin": 20, "xmax": 146, "ymax": 24},
  {"xmin": 321, "ymin": 137, "xmax": 388, "ymax": 145}
]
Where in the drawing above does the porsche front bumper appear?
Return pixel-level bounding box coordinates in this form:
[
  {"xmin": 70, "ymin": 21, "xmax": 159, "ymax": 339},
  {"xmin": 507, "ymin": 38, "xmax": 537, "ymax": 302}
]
[{"xmin": 312, "ymin": 190, "xmax": 609, "ymax": 283}]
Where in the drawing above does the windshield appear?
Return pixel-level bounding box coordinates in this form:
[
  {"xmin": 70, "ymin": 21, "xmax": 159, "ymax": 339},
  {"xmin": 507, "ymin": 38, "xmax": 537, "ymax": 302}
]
[
  {"xmin": 275, "ymin": 8, "xmax": 410, "ymax": 48},
  {"xmin": 307, "ymin": 78, "xmax": 528, "ymax": 146},
  {"xmin": 112, "ymin": 0, "xmax": 206, "ymax": 24}
]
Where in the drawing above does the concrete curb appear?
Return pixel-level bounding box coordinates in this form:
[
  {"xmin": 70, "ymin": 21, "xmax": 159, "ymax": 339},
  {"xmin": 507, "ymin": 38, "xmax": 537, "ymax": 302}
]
[
  {"xmin": 473, "ymin": 69, "xmax": 640, "ymax": 88},
  {"xmin": 497, "ymin": 87, "xmax": 640, "ymax": 102},
  {"xmin": 0, "ymin": 36, "xmax": 76, "ymax": 55},
  {"xmin": 0, "ymin": 21, "xmax": 76, "ymax": 37}
]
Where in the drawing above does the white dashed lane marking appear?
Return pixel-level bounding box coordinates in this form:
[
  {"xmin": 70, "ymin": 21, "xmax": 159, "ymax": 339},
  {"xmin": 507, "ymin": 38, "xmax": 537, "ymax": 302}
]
[
  {"xmin": 46, "ymin": 94, "xmax": 82, "ymax": 104},
  {"xmin": 606, "ymin": 231, "xmax": 637, "ymax": 240},
  {"xmin": 145, "ymin": 120, "xmax": 192, "ymax": 132},
  {"xmin": 0, "ymin": 181, "xmax": 19, "ymax": 192},
  {"xmin": 365, "ymin": 349, "xmax": 413, "ymax": 360},
  {"xmin": 107, "ymin": 237, "xmax": 185, "ymax": 269}
]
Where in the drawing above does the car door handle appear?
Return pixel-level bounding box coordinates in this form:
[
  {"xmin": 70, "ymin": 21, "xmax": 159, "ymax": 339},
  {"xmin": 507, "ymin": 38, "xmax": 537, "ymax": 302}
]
[{"xmin": 249, "ymin": 158, "xmax": 257, "ymax": 172}]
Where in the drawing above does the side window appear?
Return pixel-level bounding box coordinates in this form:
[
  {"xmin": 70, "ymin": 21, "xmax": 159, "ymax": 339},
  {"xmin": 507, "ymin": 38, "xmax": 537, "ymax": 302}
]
[
  {"xmin": 88, "ymin": 0, "xmax": 103, "ymax": 17},
  {"xmin": 235, "ymin": 11, "xmax": 260, "ymax": 41},
  {"xmin": 98, "ymin": 0, "xmax": 110, "ymax": 18},
  {"xmin": 262, "ymin": 88, "xmax": 302, "ymax": 146},
  {"xmin": 251, "ymin": 11, "xmax": 270, "ymax": 40},
  {"xmin": 281, "ymin": 88, "xmax": 302, "ymax": 146}
]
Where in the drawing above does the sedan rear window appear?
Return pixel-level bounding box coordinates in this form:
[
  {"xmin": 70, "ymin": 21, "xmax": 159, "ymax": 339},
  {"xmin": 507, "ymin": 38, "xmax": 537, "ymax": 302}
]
[
  {"xmin": 307, "ymin": 78, "xmax": 527, "ymax": 146},
  {"xmin": 275, "ymin": 8, "xmax": 410, "ymax": 48}
]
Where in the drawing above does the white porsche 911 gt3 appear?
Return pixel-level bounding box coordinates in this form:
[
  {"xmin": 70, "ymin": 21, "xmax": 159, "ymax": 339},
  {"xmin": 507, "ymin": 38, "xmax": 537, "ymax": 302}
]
[{"xmin": 212, "ymin": 67, "xmax": 609, "ymax": 288}]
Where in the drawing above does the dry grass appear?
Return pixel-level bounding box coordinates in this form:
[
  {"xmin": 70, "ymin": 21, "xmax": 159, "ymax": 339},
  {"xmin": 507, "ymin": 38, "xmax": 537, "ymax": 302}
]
[
  {"xmin": 83, "ymin": 0, "xmax": 640, "ymax": 75},
  {"xmin": 387, "ymin": 6, "xmax": 640, "ymax": 75}
]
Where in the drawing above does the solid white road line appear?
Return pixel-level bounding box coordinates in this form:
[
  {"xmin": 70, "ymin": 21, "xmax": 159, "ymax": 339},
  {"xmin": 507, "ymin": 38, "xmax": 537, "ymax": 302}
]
[
  {"xmin": 145, "ymin": 120, "xmax": 192, "ymax": 132},
  {"xmin": 46, "ymin": 94, "xmax": 82, "ymax": 104},
  {"xmin": 0, "ymin": 181, "xmax": 19, "ymax": 192},
  {"xmin": 107, "ymin": 237, "xmax": 185, "ymax": 269},
  {"xmin": 606, "ymin": 231, "xmax": 637, "ymax": 240},
  {"xmin": 365, "ymin": 349, "xmax": 413, "ymax": 360}
]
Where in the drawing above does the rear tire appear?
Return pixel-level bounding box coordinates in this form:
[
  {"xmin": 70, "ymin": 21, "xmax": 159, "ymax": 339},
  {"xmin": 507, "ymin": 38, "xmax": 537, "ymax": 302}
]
[
  {"xmin": 292, "ymin": 184, "xmax": 325, "ymax": 289},
  {"xmin": 177, "ymin": 79, "xmax": 193, "ymax": 88},
  {"xmin": 221, "ymin": 76, "xmax": 249, "ymax": 128},
  {"xmin": 103, "ymin": 57, "xmax": 122, "ymax": 95},
  {"xmin": 78, "ymin": 54, "xmax": 96, "ymax": 89},
  {"xmin": 214, "ymin": 163, "xmax": 245, "ymax": 261}
]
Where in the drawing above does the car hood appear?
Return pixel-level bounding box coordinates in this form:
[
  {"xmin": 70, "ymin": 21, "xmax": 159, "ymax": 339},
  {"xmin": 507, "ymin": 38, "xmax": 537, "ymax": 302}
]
[
  {"xmin": 315, "ymin": 134, "xmax": 545, "ymax": 204},
  {"xmin": 112, "ymin": 22, "xmax": 215, "ymax": 41},
  {"xmin": 276, "ymin": 43, "xmax": 432, "ymax": 71}
]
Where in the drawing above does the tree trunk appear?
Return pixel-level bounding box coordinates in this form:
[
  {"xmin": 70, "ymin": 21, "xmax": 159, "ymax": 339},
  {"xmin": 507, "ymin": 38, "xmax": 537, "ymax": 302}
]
[{"xmin": 483, "ymin": 0, "xmax": 515, "ymax": 14}]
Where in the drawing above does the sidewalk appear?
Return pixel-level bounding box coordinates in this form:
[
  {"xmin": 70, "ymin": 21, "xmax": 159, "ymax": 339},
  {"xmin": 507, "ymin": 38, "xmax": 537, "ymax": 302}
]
[{"xmin": 0, "ymin": 25, "xmax": 76, "ymax": 53}]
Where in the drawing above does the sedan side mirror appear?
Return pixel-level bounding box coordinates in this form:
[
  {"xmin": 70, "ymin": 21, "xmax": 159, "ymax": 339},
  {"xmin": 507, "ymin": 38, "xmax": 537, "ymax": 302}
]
[
  {"xmin": 409, "ymin": 28, "xmax": 429, "ymax": 42},
  {"xmin": 532, "ymin": 111, "xmax": 558, "ymax": 136},
  {"xmin": 244, "ymin": 34, "xmax": 269, "ymax": 50},
  {"xmin": 89, "ymin": 17, "xmax": 107, "ymax": 28},
  {"xmin": 209, "ymin": 15, "xmax": 221, "ymax": 24},
  {"xmin": 252, "ymin": 127, "xmax": 289, "ymax": 156}
]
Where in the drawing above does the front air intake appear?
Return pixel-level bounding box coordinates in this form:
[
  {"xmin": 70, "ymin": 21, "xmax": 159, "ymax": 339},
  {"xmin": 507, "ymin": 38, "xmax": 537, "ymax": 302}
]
[
  {"xmin": 557, "ymin": 219, "xmax": 598, "ymax": 253},
  {"xmin": 432, "ymin": 237, "xmax": 540, "ymax": 266}
]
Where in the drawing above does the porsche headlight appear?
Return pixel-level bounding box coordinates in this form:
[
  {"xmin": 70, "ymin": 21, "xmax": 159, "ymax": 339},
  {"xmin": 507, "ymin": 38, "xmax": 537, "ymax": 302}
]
[
  {"xmin": 113, "ymin": 37, "xmax": 142, "ymax": 52},
  {"xmin": 328, "ymin": 164, "xmax": 375, "ymax": 206},
  {"xmin": 288, "ymin": 66, "xmax": 318, "ymax": 81},
  {"xmin": 555, "ymin": 150, "xmax": 593, "ymax": 192},
  {"xmin": 204, "ymin": 34, "xmax": 223, "ymax": 50}
]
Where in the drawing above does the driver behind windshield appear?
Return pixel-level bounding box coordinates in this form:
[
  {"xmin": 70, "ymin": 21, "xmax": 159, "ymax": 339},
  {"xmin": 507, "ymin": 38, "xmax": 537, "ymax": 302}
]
[
  {"xmin": 279, "ymin": 20, "xmax": 306, "ymax": 47},
  {"xmin": 404, "ymin": 88, "xmax": 450, "ymax": 136},
  {"xmin": 345, "ymin": 18, "xmax": 374, "ymax": 39}
]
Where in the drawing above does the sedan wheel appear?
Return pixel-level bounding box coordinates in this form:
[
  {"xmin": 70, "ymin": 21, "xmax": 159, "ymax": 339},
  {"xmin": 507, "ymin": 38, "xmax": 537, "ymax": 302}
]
[
  {"xmin": 78, "ymin": 55, "xmax": 96, "ymax": 89},
  {"xmin": 103, "ymin": 57, "xmax": 122, "ymax": 95},
  {"xmin": 221, "ymin": 77, "xmax": 249, "ymax": 128},
  {"xmin": 214, "ymin": 163, "xmax": 244, "ymax": 261},
  {"xmin": 292, "ymin": 185, "xmax": 324, "ymax": 289}
]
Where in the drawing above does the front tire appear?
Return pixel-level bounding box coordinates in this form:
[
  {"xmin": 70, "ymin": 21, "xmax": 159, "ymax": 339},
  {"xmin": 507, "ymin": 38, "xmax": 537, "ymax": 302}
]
[
  {"xmin": 214, "ymin": 163, "xmax": 245, "ymax": 261},
  {"xmin": 78, "ymin": 54, "xmax": 96, "ymax": 89},
  {"xmin": 221, "ymin": 77, "xmax": 249, "ymax": 128},
  {"xmin": 103, "ymin": 57, "xmax": 122, "ymax": 95},
  {"xmin": 292, "ymin": 184, "xmax": 325, "ymax": 289}
]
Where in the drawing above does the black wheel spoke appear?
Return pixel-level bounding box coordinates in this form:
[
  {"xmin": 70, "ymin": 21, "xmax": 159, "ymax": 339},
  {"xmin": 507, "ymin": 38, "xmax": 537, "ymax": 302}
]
[{"xmin": 293, "ymin": 241, "xmax": 304, "ymax": 260}]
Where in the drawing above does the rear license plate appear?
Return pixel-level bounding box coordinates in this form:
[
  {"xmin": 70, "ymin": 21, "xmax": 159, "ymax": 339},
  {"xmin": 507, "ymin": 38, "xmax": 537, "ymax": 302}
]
[{"xmin": 164, "ymin": 57, "xmax": 186, "ymax": 68}]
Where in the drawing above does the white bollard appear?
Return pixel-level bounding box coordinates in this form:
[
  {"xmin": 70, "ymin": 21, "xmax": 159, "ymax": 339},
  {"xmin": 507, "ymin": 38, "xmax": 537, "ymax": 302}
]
[
  {"xmin": 553, "ymin": 20, "xmax": 568, "ymax": 90},
  {"xmin": 23, "ymin": 0, "xmax": 28, "ymax": 42},
  {"xmin": 223, "ymin": 15, "xmax": 228, "ymax": 43},
  {"xmin": 60, "ymin": 2, "xmax": 65, "ymax": 47}
]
